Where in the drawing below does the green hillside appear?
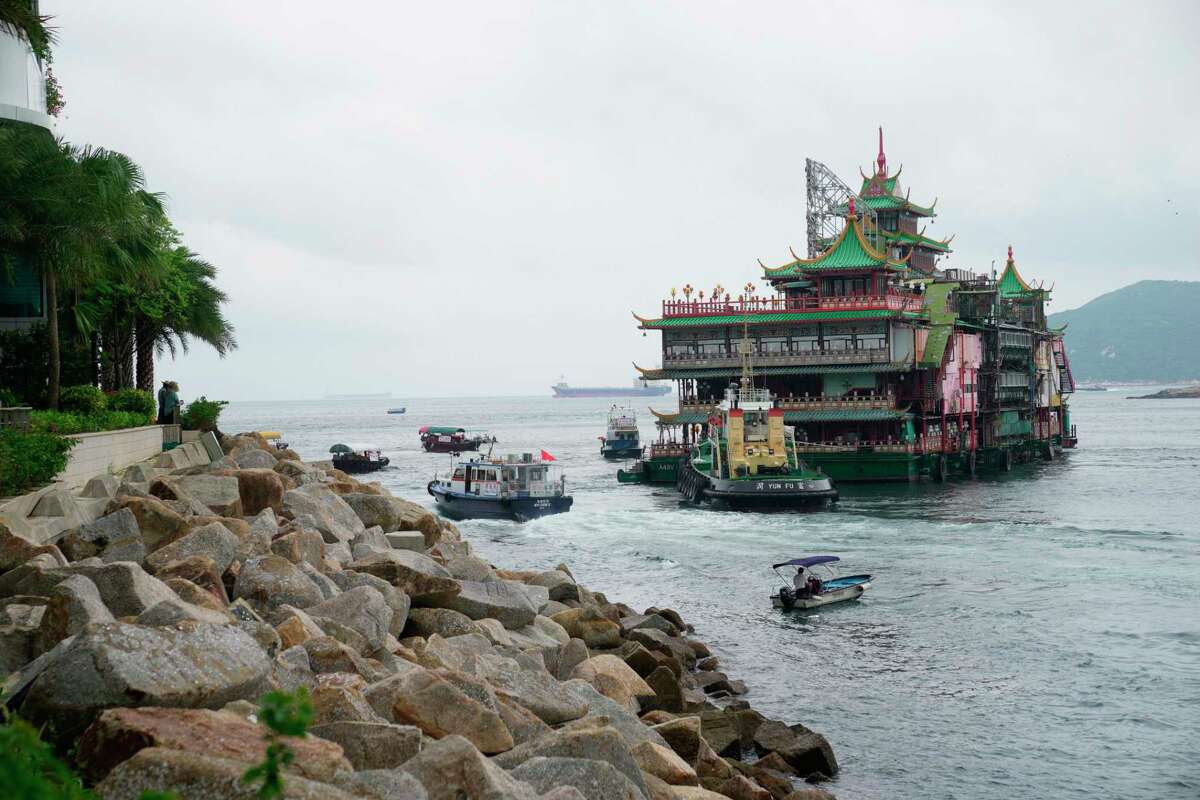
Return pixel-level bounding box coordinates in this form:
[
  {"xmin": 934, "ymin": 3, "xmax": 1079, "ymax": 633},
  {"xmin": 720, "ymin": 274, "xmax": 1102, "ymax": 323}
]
[{"xmin": 1048, "ymin": 280, "xmax": 1200, "ymax": 383}]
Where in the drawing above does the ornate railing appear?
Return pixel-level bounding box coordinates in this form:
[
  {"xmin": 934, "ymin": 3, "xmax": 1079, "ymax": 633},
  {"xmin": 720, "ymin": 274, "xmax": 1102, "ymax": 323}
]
[
  {"xmin": 679, "ymin": 393, "xmax": 896, "ymax": 415},
  {"xmin": 663, "ymin": 347, "xmax": 893, "ymax": 368},
  {"xmin": 660, "ymin": 291, "xmax": 924, "ymax": 319}
]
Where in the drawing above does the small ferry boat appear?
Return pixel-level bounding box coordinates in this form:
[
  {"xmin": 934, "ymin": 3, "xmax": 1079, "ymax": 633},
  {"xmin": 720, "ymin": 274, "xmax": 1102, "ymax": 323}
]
[
  {"xmin": 387, "ymin": 407, "xmax": 407, "ymax": 414},
  {"xmin": 677, "ymin": 343, "xmax": 837, "ymax": 508},
  {"xmin": 419, "ymin": 426, "xmax": 493, "ymax": 453},
  {"xmin": 770, "ymin": 555, "xmax": 872, "ymax": 610},
  {"xmin": 330, "ymin": 443, "xmax": 390, "ymax": 474},
  {"xmin": 427, "ymin": 451, "xmax": 573, "ymax": 522},
  {"xmin": 599, "ymin": 405, "xmax": 643, "ymax": 459},
  {"xmin": 260, "ymin": 431, "xmax": 290, "ymax": 451}
]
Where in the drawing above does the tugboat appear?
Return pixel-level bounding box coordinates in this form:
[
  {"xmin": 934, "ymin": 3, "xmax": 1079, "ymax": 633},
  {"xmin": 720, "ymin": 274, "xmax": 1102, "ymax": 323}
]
[
  {"xmin": 676, "ymin": 336, "xmax": 838, "ymax": 509},
  {"xmin": 599, "ymin": 406, "xmax": 643, "ymax": 459},
  {"xmin": 427, "ymin": 450, "xmax": 573, "ymax": 522},
  {"xmin": 419, "ymin": 426, "xmax": 493, "ymax": 453},
  {"xmin": 617, "ymin": 424, "xmax": 688, "ymax": 484},
  {"xmin": 330, "ymin": 443, "xmax": 390, "ymax": 474}
]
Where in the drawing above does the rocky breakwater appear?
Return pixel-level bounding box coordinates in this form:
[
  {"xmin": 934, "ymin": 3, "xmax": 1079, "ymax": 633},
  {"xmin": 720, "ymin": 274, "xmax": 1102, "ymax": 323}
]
[{"xmin": 1, "ymin": 431, "xmax": 838, "ymax": 800}]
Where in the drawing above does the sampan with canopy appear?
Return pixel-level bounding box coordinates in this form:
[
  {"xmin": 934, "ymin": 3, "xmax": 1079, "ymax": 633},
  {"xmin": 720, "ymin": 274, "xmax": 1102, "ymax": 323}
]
[{"xmin": 770, "ymin": 554, "xmax": 873, "ymax": 610}]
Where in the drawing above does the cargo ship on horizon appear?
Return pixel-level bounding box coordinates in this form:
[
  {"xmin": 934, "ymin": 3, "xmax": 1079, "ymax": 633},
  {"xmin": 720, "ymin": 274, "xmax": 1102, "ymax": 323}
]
[{"xmin": 552, "ymin": 378, "xmax": 672, "ymax": 398}]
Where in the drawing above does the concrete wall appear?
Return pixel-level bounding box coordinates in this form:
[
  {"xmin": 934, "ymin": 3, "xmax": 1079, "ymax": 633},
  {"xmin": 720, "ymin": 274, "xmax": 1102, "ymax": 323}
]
[{"xmin": 57, "ymin": 425, "xmax": 167, "ymax": 488}]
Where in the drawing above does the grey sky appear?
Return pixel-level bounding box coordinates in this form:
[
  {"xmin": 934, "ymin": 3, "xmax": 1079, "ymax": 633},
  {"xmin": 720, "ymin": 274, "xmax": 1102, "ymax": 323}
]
[{"xmin": 49, "ymin": 1, "xmax": 1200, "ymax": 399}]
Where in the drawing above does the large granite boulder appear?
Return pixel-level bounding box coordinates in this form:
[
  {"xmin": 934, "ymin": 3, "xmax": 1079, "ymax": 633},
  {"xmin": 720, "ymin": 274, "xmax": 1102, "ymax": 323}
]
[
  {"xmin": 751, "ymin": 719, "xmax": 838, "ymax": 779},
  {"xmin": 347, "ymin": 549, "xmax": 460, "ymax": 601},
  {"xmin": 401, "ymin": 735, "xmax": 540, "ymax": 800},
  {"xmin": 145, "ymin": 521, "xmax": 239, "ymax": 575},
  {"xmin": 233, "ymin": 448, "xmax": 277, "ymax": 469},
  {"xmin": 570, "ymin": 654, "xmax": 656, "ymax": 713},
  {"xmin": 527, "ymin": 570, "xmax": 579, "ymax": 602},
  {"xmin": 108, "ymin": 496, "xmax": 187, "ymax": 551},
  {"xmin": 492, "ymin": 724, "xmax": 648, "ymax": 798},
  {"xmin": 93, "ymin": 747, "xmax": 358, "ymax": 800},
  {"xmin": 560, "ymin": 680, "xmax": 668, "ymax": 750},
  {"xmin": 339, "ymin": 494, "xmax": 444, "ymax": 547},
  {"xmin": 431, "ymin": 579, "xmax": 538, "ymax": 630},
  {"xmin": 474, "ymin": 653, "xmax": 588, "ymax": 726},
  {"xmin": 158, "ymin": 556, "xmax": 229, "ymax": 606},
  {"xmin": 224, "ymin": 468, "xmax": 285, "ymax": 516},
  {"xmin": 405, "ymin": 607, "xmax": 477, "ymax": 639},
  {"xmin": 77, "ymin": 706, "xmax": 350, "ymax": 783},
  {"xmin": 365, "ymin": 666, "xmax": 513, "ymax": 754},
  {"xmin": 282, "ymin": 484, "xmax": 365, "ymax": 544},
  {"xmin": 333, "ymin": 769, "xmax": 429, "ymax": 800},
  {"xmin": 56, "ymin": 561, "xmax": 179, "ymax": 618},
  {"xmin": 233, "ymin": 555, "xmax": 325, "ymax": 614},
  {"xmin": 309, "ymin": 721, "xmax": 421, "ymax": 770},
  {"xmin": 305, "ymin": 586, "xmax": 391, "ymax": 653},
  {"xmin": 33, "ymin": 574, "xmax": 114, "ymax": 653},
  {"xmin": 55, "ymin": 509, "xmax": 144, "ymax": 564},
  {"xmin": 159, "ymin": 475, "xmax": 244, "ymax": 517},
  {"xmin": 511, "ymin": 756, "xmax": 647, "ymax": 800},
  {"xmin": 20, "ymin": 622, "xmax": 271, "ymax": 741}
]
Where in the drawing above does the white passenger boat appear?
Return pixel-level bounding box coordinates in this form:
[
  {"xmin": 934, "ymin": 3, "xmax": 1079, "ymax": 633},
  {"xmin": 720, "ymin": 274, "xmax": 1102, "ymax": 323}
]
[{"xmin": 770, "ymin": 555, "xmax": 872, "ymax": 610}]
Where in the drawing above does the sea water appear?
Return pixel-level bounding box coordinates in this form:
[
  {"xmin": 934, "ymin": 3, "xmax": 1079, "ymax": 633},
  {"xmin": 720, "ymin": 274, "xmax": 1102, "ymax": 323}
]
[{"xmin": 222, "ymin": 389, "xmax": 1199, "ymax": 799}]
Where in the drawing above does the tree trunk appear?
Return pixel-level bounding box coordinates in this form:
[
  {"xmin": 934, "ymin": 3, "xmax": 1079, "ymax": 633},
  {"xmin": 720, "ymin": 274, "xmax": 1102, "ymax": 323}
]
[
  {"xmin": 46, "ymin": 269, "xmax": 60, "ymax": 409},
  {"xmin": 135, "ymin": 315, "xmax": 154, "ymax": 392},
  {"xmin": 118, "ymin": 322, "xmax": 134, "ymax": 389},
  {"xmin": 100, "ymin": 328, "xmax": 116, "ymax": 391},
  {"xmin": 91, "ymin": 332, "xmax": 101, "ymax": 387}
]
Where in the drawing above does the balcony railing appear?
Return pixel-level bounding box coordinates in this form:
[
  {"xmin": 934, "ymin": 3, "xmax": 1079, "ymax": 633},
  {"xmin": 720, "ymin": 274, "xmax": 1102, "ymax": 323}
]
[
  {"xmin": 679, "ymin": 393, "xmax": 896, "ymax": 415},
  {"xmin": 663, "ymin": 347, "xmax": 893, "ymax": 369},
  {"xmin": 661, "ymin": 291, "xmax": 924, "ymax": 319}
]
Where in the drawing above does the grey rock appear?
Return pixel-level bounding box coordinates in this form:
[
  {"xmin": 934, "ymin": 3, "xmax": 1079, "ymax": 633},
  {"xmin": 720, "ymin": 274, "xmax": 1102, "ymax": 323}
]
[
  {"xmin": 557, "ymin": 638, "xmax": 590, "ymax": 680},
  {"xmin": 527, "ymin": 570, "xmax": 579, "ymax": 601},
  {"xmin": 405, "ymin": 607, "xmax": 477, "ymax": 639},
  {"xmin": 401, "ymin": 735, "xmax": 540, "ymax": 800},
  {"xmin": 433, "ymin": 580, "xmax": 538, "ymax": 630},
  {"xmin": 347, "ymin": 549, "xmax": 460, "ymax": 602},
  {"xmin": 298, "ymin": 561, "xmax": 341, "ymax": 600},
  {"xmin": 328, "ymin": 570, "xmax": 411, "ymax": 636},
  {"xmin": 145, "ymin": 521, "xmax": 239, "ymax": 575},
  {"xmin": 493, "ymin": 725, "xmax": 648, "ymax": 798},
  {"xmin": 311, "ymin": 721, "xmax": 422, "ymax": 770},
  {"xmin": 0, "ymin": 624, "xmax": 35, "ymax": 674},
  {"xmin": 58, "ymin": 509, "xmax": 144, "ymax": 564},
  {"xmin": 233, "ymin": 555, "xmax": 325, "ymax": 614},
  {"xmin": 34, "ymin": 575, "xmax": 114, "ymax": 653},
  {"xmin": 511, "ymin": 757, "xmax": 647, "ymax": 800},
  {"xmin": 282, "ymin": 484, "xmax": 365, "ymax": 543},
  {"xmin": 80, "ymin": 475, "xmax": 119, "ymax": 500},
  {"xmin": 306, "ymin": 586, "xmax": 391, "ymax": 652},
  {"xmin": 121, "ymin": 463, "xmax": 156, "ymax": 483},
  {"xmin": 135, "ymin": 598, "xmax": 232, "ymax": 626},
  {"xmin": 353, "ymin": 524, "xmax": 391, "ymax": 552},
  {"xmin": 20, "ymin": 622, "xmax": 271, "ymax": 742},
  {"xmin": 619, "ymin": 613, "xmax": 679, "ymax": 637},
  {"xmin": 385, "ymin": 531, "xmax": 426, "ymax": 552},
  {"xmin": 474, "ymin": 653, "xmax": 588, "ymax": 725},
  {"xmin": 60, "ymin": 562, "xmax": 178, "ymax": 618},
  {"xmin": 234, "ymin": 448, "xmax": 277, "ymax": 469},
  {"xmin": 559, "ymin": 679, "xmax": 669, "ymax": 750},
  {"xmin": 332, "ymin": 769, "xmax": 429, "ymax": 800},
  {"xmin": 172, "ymin": 475, "xmax": 243, "ymax": 516},
  {"xmin": 445, "ymin": 554, "xmax": 494, "ymax": 582}
]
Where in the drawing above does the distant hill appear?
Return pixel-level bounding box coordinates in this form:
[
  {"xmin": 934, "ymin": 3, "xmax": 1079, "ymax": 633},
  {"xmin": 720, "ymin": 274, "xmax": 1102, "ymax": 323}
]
[{"xmin": 1048, "ymin": 280, "xmax": 1200, "ymax": 383}]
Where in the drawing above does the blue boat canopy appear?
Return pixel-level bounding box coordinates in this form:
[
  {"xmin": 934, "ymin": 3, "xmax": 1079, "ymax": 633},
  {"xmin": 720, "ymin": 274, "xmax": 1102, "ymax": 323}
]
[{"xmin": 772, "ymin": 555, "xmax": 840, "ymax": 569}]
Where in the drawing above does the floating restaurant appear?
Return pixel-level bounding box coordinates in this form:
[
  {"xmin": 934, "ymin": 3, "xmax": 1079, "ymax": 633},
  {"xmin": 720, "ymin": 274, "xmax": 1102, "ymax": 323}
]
[{"xmin": 632, "ymin": 131, "xmax": 1077, "ymax": 482}]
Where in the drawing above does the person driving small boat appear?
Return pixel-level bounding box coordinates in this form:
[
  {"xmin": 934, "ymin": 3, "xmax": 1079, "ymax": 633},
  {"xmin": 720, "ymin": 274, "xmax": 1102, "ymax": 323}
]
[{"xmin": 792, "ymin": 567, "xmax": 822, "ymax": 598}]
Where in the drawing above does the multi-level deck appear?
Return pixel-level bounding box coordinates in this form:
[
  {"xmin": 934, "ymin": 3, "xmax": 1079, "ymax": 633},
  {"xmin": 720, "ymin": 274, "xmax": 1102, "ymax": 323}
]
[{"xmin": 632, "ymin": 134, "xmax": 1075, "ymax": 482}]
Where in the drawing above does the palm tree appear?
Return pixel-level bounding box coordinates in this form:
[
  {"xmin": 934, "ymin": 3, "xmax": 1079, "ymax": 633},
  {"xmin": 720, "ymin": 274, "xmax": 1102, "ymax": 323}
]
[
  {"xmin": 133, "ymin": 246, "xmax": 237, "ymax": 392},
  {"xmin": 0, "ymin": 126, "xmax": 162, "ymax": 407}
]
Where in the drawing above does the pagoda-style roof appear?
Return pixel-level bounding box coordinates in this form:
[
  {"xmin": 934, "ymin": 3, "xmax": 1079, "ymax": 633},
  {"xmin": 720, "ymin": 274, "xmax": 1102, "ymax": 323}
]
[
  {"xmin": 634, "ymin": 308, "xmax": 922, "ymax": 330},
  {"xmin": 997, "ymin": 247, "xmax": 1050, "ymax": 299},
  {"xmin": 836, "ymin": 193, "xmax": 937, "ymax": 217},
  {"xmin": 762, "ymin": 213, "xmax": 908, "ymax": 278},
  {"xmin": 881, "ymin": 228, "xmax": 953, "ymax": 254}
]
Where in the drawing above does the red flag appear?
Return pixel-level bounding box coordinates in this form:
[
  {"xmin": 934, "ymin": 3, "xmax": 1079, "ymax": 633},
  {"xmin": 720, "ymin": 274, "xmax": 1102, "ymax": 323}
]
[{"xmin": 540, "ymin": 449, "xmax": 556, "ymax": 462}]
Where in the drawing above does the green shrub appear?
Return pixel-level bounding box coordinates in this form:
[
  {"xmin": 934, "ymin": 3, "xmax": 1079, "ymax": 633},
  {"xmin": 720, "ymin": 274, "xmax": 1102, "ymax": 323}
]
[
  {"xmin": 0, "ymin": 714, "xmax": 92, "ymax": 800},
  {"xmin": 108, "ymin": 388, "xmax": 156, "ymax": 422},
  {"xmin": 30, "ymin": 410, "xmax": 149, "ymax": 435},
  {"xmin": 58, "ymin": 384, "xmax": 107, "ymax": 414},
  {"xmin": 181, "ymin": 396, "xmax": 228, "ymax": 432},
  {"xmin": 0, "ymin": 430, "xmax": 74, "ymax": 496},
  {"xmin": 242, "ymin": 688, "xmax": 314, "ymax": 799},
  {"xmin": 0, "ymin": 387, "xmax": 20, "ymax": 407}
]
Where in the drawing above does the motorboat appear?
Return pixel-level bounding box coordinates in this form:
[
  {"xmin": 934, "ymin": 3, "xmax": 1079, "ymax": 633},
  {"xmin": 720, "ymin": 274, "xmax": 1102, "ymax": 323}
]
[
  {"xmin": 259, "ymin": 430, "xmax": 290, "ymax": 451},
  {"xmin": 770, "ymin": 555, "xmax": 871, "ymax": 610},
  {"xmin": 419, "ymin": 425, "xmax": 494, "ymax": 453},
  {"xmin": 600, "ymin": 405, "xmax": 643, "ymax": 459},
  {"xmin": 427, "ymin": 451, "xmax": 572, "ymax": 522},
  {"xmin": 387, "ymin": 407, "xmax": 407, "ymax": 414},
  {"xmin": 329, "ymin": 443, "xmax": 390, "ymax": 474}
]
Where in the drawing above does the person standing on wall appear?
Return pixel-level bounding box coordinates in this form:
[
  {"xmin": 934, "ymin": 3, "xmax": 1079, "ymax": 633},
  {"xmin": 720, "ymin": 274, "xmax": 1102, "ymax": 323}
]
[{"xmin": 157, "ymin": 380, "xmax": 180, "ymax": 425}]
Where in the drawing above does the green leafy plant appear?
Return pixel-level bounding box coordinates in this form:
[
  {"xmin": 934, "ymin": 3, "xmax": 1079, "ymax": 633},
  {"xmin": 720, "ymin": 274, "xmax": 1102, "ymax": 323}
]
[
  {"xmin": 107, "ymin": 388, "xmax": 155, "ymax": 422},
  {"xmin": 0, "ymin": 429, "xmax": 74, "ymax": 495},
  {"xmin": 0, "ymin": 712, "xmax": 91, "ymax": 799},
  {"xmin": 242, "ymin": 688, "xmax": 314, "ymax": 799},
  {"xmin": 30, "ymin": 410, "xmax": 148, "ymax": 435},
  {"xmin": 57, "ymin": 384, "xmax": 106, "ymax": 414},
  {"xmin": 0, "ymin": 387, "xmax": 19, "ymax": 407},
  {"xmin": 181, "ymin": 396, "xmax": 228, "ymax": 432}
]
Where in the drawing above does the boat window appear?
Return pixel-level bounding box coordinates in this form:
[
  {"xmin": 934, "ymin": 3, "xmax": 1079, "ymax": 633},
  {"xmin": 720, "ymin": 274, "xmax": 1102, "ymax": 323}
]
[{"xmin": 452, "ymin": 467, "xmax": 464, "ymax": 480}]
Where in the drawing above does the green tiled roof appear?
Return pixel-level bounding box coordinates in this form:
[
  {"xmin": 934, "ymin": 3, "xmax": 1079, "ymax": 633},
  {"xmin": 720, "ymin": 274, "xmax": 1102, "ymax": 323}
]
[
  {"xmin": 919, "ymin": 325, "xmax": 952, "ymax": 368},
  {"xmin": 997, "ymin": 257, "xmax": 1048, "ymax": 298},
  {"xmin": 860, "ymin": 174, "xmax": 899, "ymax": 195},
  {"xmin": 836, "ymin": 195, "xmax": 936, "ymax": 217},
  {"xmin": 881, "ymin": 229, "xmax": 952, "ymax": 253},
  {"xmin": 638, "ymin": 362, "xmax": 915, "ymax": 380},
  {"xmin": 762, "ymin": 216, "xmax": 907, "ymax": 277},
  {"xmin": 656, "ymin": 408, "xmax": 910, "ymax": 425},
  {"xmin": 639, "ymin": 309, "xmax": 918, "ymax": 329}
]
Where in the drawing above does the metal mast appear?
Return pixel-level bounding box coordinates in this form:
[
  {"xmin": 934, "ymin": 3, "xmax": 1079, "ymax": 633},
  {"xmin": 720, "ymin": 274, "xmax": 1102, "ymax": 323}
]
[{"xmin": 804, "ymin": 158, "xmax": 879, "ymax": 257}]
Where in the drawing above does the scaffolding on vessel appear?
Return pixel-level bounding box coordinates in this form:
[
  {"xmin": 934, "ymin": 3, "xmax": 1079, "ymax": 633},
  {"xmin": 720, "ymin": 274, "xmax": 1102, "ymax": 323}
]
[{"xmin": 804, "ymin": 157, "xmax": 880, "ymax": 257}]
